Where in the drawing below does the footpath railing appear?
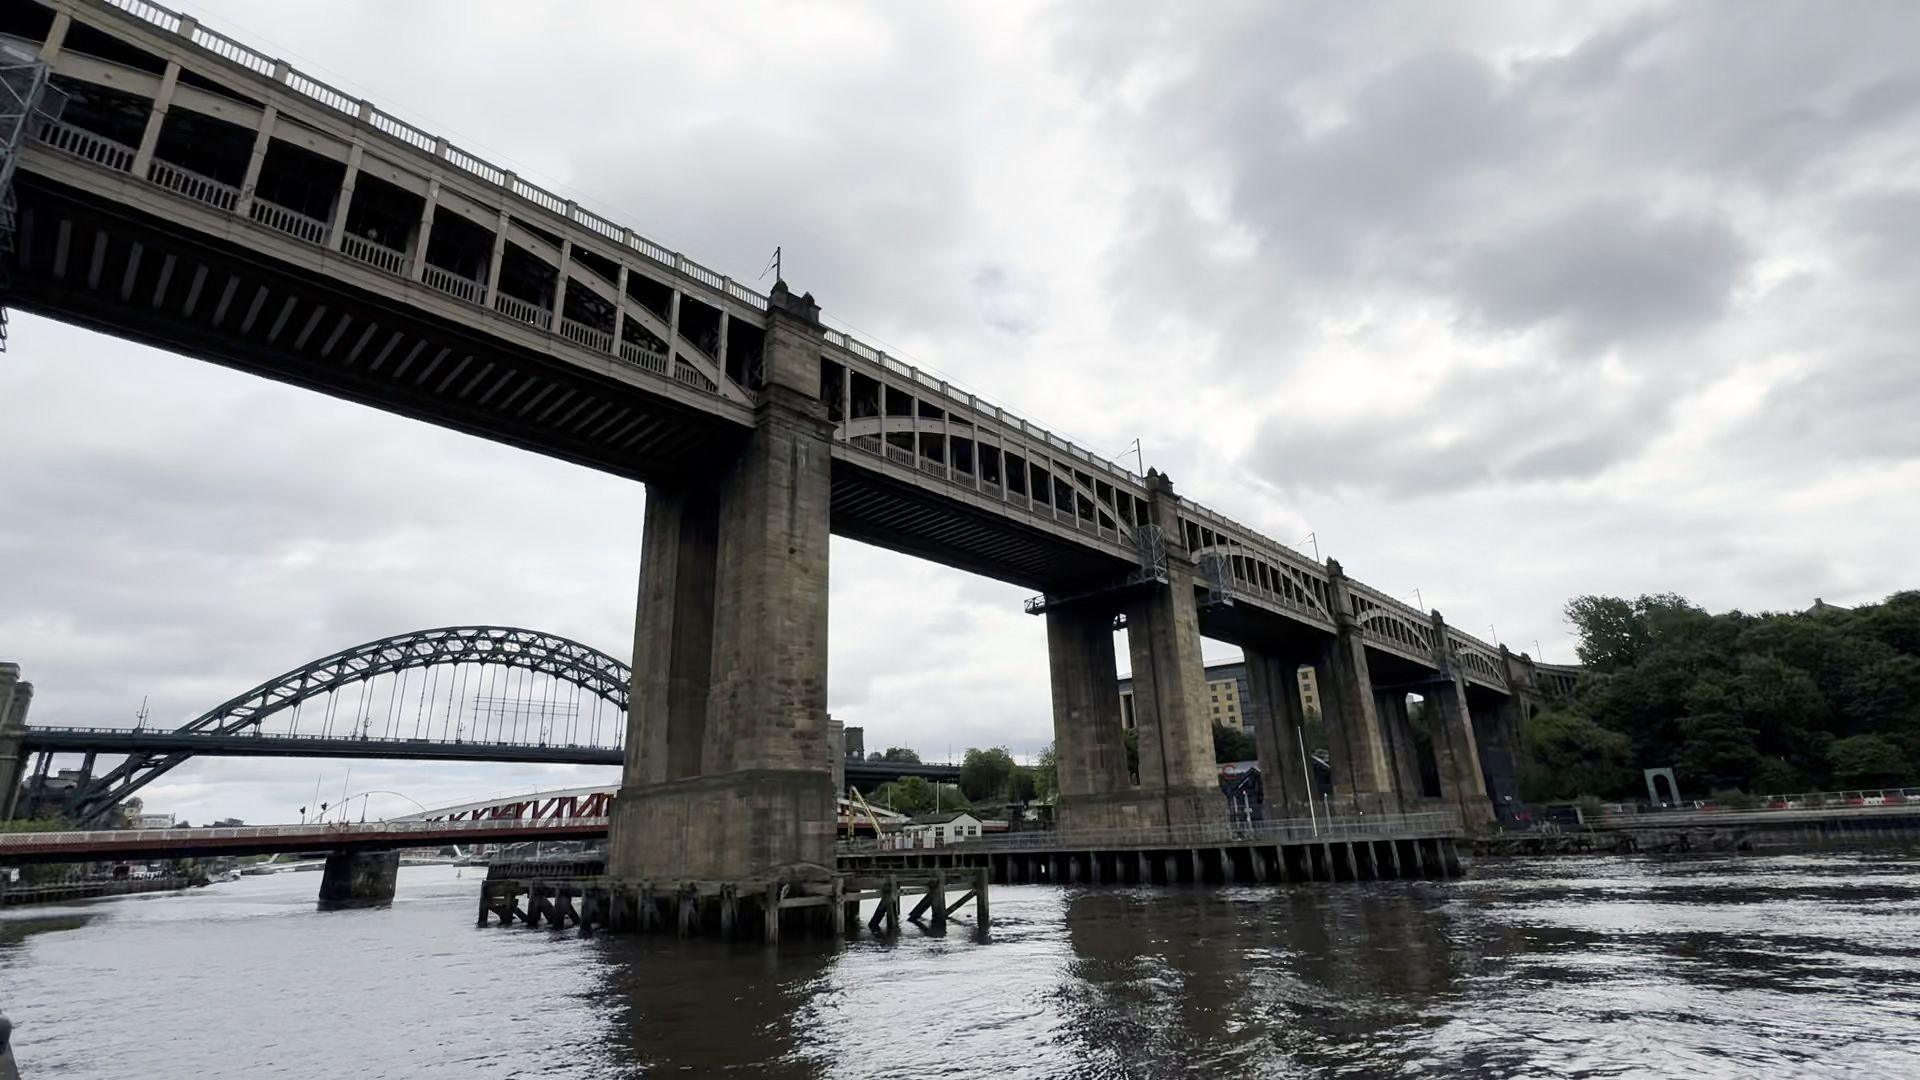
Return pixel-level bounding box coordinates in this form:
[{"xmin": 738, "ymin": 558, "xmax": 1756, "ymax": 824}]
[
  {"xmin": 1599, "ymin": 786, "xmax": 1920, "ymax": 817},
  {"xmin": 0, "ymin": 816, "xmax": 609, "ymax": 853},
  {"xmin": 839, "ymin": 811, "xmax": 1462, "ymax": 855}
]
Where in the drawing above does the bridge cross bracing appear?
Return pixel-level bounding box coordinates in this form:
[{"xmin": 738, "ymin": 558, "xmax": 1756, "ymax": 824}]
[{"xmin": 0, "ymin": 0, "xmax": 1586, "ymax": 882}]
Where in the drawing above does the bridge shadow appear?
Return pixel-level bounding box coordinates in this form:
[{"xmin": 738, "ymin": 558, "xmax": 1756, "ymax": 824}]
[
  {"xmin": 592, "ymin": 935, "xmax": 840, "ymax": 1078},
  {"xmin": 1055, "ymin": 886, "xmax": 1466, "ymax": 1075}
]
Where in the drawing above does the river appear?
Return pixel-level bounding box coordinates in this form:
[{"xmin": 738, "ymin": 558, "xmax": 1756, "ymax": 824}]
[{"xmin": 3, "ymin": 848, "xmax": 1918, "ymax": 1078}]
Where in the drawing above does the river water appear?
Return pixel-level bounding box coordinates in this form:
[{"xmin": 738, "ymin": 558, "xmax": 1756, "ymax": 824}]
[{"xmin": 3, "ymin": 848, "xmax": 1919, "ymax": 1078}]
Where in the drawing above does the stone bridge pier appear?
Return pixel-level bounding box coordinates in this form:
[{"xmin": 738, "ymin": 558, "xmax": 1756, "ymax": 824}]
[
  {"xmin": 607, "ymin": 283, "xmax": 836, "ymax": 885},
  {"xmin": 0, "ymin": 664, "xmax": 35, "ymax": 822},
  {"xmin": 1049, "ymin": 473, "xmax": 1227, "ymax": 832},
  {"xmin": 317, "ymin": 849, "xmax": 400, "ymax": 909}
]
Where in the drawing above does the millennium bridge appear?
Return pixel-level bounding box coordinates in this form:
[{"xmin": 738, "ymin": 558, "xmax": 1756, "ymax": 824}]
[{"xmin": 0, "ymin": 0, "xmax": 1580, "ymax": 906}]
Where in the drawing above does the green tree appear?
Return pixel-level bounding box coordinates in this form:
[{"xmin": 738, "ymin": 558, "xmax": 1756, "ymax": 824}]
[
  {"xmin": 1676, "ymin": 712, "xmax": 1763, "ymax": 791},
  {"xmin": 868, "ymin": 747, "xmax": 921, "ymax": 764},
  {"xmin": 1828, "ymin": 734, "xmax": 1910, "ymax": 789},
  {"xmin": 871, "ymin": 777, "xmax": 972, "ymax": 815},
  {"xmin": 1519, "ymin": 709, "xmax": 1634, "ymax": 801},
  {"xmin": 1212, "ymin": 723, "xmax": 1257, "ymax": 763},
  {"xmin": 1033, "ymin": 743, "xmax": 1059, "ymax": 802},
  {"xmin": 959, "ymin": 747, "xmax": 1018, "ymax": 802}
]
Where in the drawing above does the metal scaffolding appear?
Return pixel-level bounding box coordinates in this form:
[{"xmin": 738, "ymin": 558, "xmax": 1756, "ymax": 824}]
[{"xmin": 0, "ymin": 40, "xmax": 56, "ymax": 350}]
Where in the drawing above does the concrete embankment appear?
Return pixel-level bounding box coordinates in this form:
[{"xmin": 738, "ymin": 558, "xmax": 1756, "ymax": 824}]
[{"xmin": 1473, "ymin": 830, "xmax": 1750, "ymax": 857}]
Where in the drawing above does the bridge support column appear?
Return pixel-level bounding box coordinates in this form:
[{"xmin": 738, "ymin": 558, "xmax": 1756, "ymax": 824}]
[
  {"xmin": 0, "ymin": 665, "xmax": 32, "ymax": 821},
  {"xmin": 1047, "ymin": 603, "xmax": 1134, "ymax": 832},
  {"xmin": 1374, "ymin": 689, "xmax": 1429, "ymax": 800},
  {"xmin": 1470, "ymin": 691, "xmax": 1525, "ymax": 822},
  {"xmin": 1316, "ymin": 560, "xmax": 1399, "ymax": 816},
  {"xmin": 1126, "ymin": 472, "xmax": 1227, "ymax": 827},
  {"xmin": 317, "ymin": 849, "xmax": 399, "ymax": 909},
  {"xmin": 609, "ymin": 283, "xmax": 836, "ymax": 885},
  {"xmin": 1244, "ymin": 647, "xmax": 1313, "ymax": 819},
  {"xmin": 1428, "ymin": 614, "xmax": 1495, "ymax": 830}
]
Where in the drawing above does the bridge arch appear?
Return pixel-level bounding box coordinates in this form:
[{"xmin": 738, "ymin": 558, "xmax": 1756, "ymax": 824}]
[{"xmin": 59, "ymin": 626, "xmax": 631, "ymax": 824}]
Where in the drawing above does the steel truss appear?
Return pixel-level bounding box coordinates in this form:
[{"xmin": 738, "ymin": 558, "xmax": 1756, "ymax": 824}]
[{"xmin": 59, "ymin": 626, "xmax": 631, "ymax": 824}]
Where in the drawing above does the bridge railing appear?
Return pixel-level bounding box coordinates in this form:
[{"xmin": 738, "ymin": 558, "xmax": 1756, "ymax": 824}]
[
  {"xmin": 1598, "ymin": 787, "xmax": 1920, "ymax": 816},
  {"xmin": 0, "ymin": 816, "xmax": 610, "ymax": 851},
  {"xmin": 21, "ymin": 725, "xmax": 622, "ymax": 751},
  {"xmin": 839, "ymin": 811, "xmax": 1462, "ymax": 855}
]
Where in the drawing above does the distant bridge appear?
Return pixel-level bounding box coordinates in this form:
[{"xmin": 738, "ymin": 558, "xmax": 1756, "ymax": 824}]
[
  {"xmin": 0, "ymin": 816, "xmax": 603, "ymax": 864},
  {"xmin": 12, "ymin": 624, "xmax": 958, "ymax": 823}
]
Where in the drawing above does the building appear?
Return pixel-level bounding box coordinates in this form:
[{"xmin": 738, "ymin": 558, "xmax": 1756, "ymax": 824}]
[
  {"xmin": 1118, "ymin": 660, "xmax": 1318, "ymax": 733},
  {"xmin": 898, "ymin": 811, "xmax": 983, "ymax": 848},
  {"xmin": 135, "ymin": 813, "xmax": 174, "ymax": 829}
]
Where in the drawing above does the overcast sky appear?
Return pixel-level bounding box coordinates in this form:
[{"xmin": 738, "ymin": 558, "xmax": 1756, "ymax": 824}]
[{"xmin": 5, "ymin": 0, "xmax": 1917, "ymax": 824}]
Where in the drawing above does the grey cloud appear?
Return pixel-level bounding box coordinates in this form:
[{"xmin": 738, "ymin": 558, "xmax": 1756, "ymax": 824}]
[{"xmin": 1450, "ymin": 200, "xmax": 1747, "ymax": 348}]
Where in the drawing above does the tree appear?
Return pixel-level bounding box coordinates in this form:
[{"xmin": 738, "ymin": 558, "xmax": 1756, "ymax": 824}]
[
  {"xmin": 1212, "ymin": 723, "xmax": 1256, "ymax": 763},
  {"xmin": 1033, "ymin": 743, "xmax": 1059, "ymax": 802},
  {"xmin": 959, "ymin": 747, "xmax": 1017, "ymax": 802},
  {"xmin": 1566, "ymin": 593, "xmax": 1703, "ymax": 672},
  {"xmin": 868, "ymin": 747, "xmax": 921, "ymax": 764},
  {"xmin": 871, "ymin": 777, "xmax": 972, "ymax": 815},
  {"xmin": 1829, "ymin": 735, "xmax": 1910, "ymax": 789},
  {"xmin": 1676, "ymin": 712, "xmax": 1763, "ymax": 792},
  {"xmin": 1519, "ymin": 709, "xmax": 1633, "ymax": 802}
]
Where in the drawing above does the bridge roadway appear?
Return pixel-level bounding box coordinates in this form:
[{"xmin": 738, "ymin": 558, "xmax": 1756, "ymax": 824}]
[
  {"xmin": 0, "ymin": 817, "xmax": 605, "ymax": 864},
  {"xmin": 3, "ymin": 1, "xmax": 1582, "ymax": 900},
  {"xmin": 16, "ymin": 724, "xmax": 961, "ymax": 788}
]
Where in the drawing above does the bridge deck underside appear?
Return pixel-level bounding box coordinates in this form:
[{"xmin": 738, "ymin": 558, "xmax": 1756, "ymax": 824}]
[
  {"xmin": 830, "ymin": 456, "xmax": 1133, "ymax": 592},
  {"xmin": 10, "ymin": 170, "xmax": 749, "ymax": 485}
]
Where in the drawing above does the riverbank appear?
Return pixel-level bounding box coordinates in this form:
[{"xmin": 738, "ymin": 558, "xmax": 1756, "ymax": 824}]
[{"xmin": 0, "ymin": 876, "xmax": 199, "ymax": 908}]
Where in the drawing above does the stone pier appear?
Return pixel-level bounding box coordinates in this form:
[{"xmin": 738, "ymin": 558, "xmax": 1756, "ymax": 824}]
[
  {"xmin": 1243, "ymin": 647, "xmax": 1315, "ymax": 817},
  {"xmin": 0, "ymin": 664, "xmax": 33, "ymax": 822},
  {"xmin": 607, "ymin": 282, "xmax": 837, "ymax": 890},
  {"xmin": 317, "ymin": 849, "xmax": 399, "ymax": 909},
  {"xmin": 1314, "ymin": 561, "xmax": 1400, "ymax": 816},
  {"xmin": 1427, "ymin": 613, "xmax": 1496, "ymax": 830},
  {"xmin": 1049, "ymin": 471, "xmax": 1227, "ymax": 832}
]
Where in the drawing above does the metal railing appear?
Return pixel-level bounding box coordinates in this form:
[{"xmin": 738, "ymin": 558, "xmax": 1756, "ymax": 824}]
[
  {"xmin": 247, "ymin": 196, "xmax": 327, "ymax": 245},
  {"xmin": 0, "ymin": 815, "xmax": 609, "ymax": 850},
  {"xmin": 840, "ymin": 811, "xmax": 1462, "ymax": 855},
  {"xmin": 420, "ymin": 262, "xmax": 482, "ymax": 305},
  {"xmin": 340, "ymin": 231, "xmax": 405, "ymax": 276},
  {"xmin": 1601, "ymin": 787, "xmax": 1920, "ymax": 816},
  {"xmin": 22, "ymin": 724, "xmax": 622, "ymax": 751},
  {"xmin": 146, "ymin": 157, "xmax": 238, "ymax": 211}
]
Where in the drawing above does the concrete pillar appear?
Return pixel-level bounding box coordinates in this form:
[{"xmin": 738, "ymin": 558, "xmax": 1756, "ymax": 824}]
[
  {"xmin": 327, "ymin": 143, "xmax": 364, "ymax": 253},
  {"xmin": 131, "ymin": 60, "xmax": 182, "ymax": 176},
  {"xmin": 1428, "ymin": 613, "xmax": 1495, "ymax": 830},
  {"xmin": 1316, "ymin": 560, "xmax": 1397, "ymax": 816},
  {"xmin": 607, "ymin": 282, "xmax": 836, "ymax": 883},
  {"xmin": 234, "ymin": 104, "xmax": 278, "ymax": 217},
  {"xmin": 317, "ymin": 849, "xmax": 399, "ymax": 909},
  {"xmin": 410, "ymin": 178, "xmax": 442, "ymax": 280},
  {"xmin": 622, "ymin": 485, "xmax": 718, "ymax": 788},
  {"xmin": 0, "ymin": 666, "xmax": 31, "ymax": 821},
  {"xmin": 828, "ymin": 715, "xmax": 846, "ymax": 796},
  {"xmin": 1374, "ymin": 689, "xmax": 1427, "ymax": 800},
  {"xmin": 1046, "ymin": 603, "xmax": 1130, "ymax": 832},
  {"xmin": 1472, "ymin": 692, "xmax": 1525, "ymax": 821},
  {"xmin": 1243, "ymin": 646, "xmax": 1313, "ymax": 818},
  {"xmin": 1121, "ymin": 471, "xmax": 1227, "ymax": 827}
]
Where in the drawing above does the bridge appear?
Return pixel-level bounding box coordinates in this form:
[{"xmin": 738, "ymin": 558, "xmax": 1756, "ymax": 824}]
[
  {"xmin": 1, "ymin": 0, "xmax": 1577, "ymax": 913},
  {"xmin": 1, "ymin": 625, "xmax": 959, "ymax": 823}
]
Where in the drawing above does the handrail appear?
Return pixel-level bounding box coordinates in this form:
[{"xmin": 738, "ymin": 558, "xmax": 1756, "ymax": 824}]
[
  {"xmin": 340, "ymin": 231, "xmax": 406, "ymax": 276},
  {"xmin": 492, "ymin": 291, "xmax": 552, "ymax": 331},
  {"xmin": 21, "ymin": 724, "xmax": 620, "ymax": 751},
  {"xmin": 248, "ymin": 197, "xmax": 328, "ymax": 245},
  {"xmin": 147, "ymin": 157, "xmax": 239, "ymax": 211},
  {"xmin": 839, "ymin": 811, "xmax": 1464, "ymax": 853},
  {"xmin": 32, "ymin": 115, "xmax": 135, "ymax": 172},
  {"xmin": 420, "ymin": 262, "xmax": 483, "ymax": 305}
]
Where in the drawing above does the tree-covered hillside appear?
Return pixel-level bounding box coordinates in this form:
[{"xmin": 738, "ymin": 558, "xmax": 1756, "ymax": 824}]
[{"xmin": 1524, "ymin": 591, "xmax": 1920, "ymax": 801}]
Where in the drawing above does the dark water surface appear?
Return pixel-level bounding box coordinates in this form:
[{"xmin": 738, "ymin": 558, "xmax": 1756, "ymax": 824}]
[{"xmin": 4, "ymin": 849, "xmax": 1919, "ymax": 1078}]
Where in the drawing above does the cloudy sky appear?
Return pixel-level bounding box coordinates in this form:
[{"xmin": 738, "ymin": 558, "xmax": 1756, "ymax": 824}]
[{"xmin": 5, "ymin": 0, "xmax": 1917, "ymax": 824}]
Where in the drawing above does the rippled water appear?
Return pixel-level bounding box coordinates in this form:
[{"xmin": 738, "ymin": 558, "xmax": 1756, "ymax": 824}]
[{"xmin": 4, "ymin": 848, "xmax": 1919, "ymax": 1078}]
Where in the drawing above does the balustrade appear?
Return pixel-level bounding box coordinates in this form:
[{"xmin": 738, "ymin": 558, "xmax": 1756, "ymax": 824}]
[
  {"xmin": 420, "ymin": 262, "xmax": 482, "ymax": 305},
  {"xmin": 247, "ymin": 198, "xmax": 328, "ymax": 245},
  {"xmin": 340, "ymin": 232, "xmax": 406, "ymax": 276}
]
